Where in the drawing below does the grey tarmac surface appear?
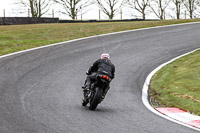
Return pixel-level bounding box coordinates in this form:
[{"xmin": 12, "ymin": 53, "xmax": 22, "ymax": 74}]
[{"xmin": 0, "ymin": 23, "xmax": 200, "ymax": 133}]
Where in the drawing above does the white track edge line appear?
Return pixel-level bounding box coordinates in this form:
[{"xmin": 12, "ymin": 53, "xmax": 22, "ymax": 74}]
[
  {"xmin": 142, "ymin": 48, "xmax": 200, "ymax": 131},
  {"xmin": 1, "ymin": 21, "xmax": 200, "ymax": 59}
]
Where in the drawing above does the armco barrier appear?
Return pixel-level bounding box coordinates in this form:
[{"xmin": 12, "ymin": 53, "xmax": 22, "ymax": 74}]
[
  {"xmin": 0, "ymin": 17, "xmax": 159, "ymax": 25},
  {"xmin": 59, "ymin": 18, "xmax": 158, "ymax": 23},
  {"xmin": 59, "ymin": 19, "xmax": 146, "ymax": 23},
  {"xmin": 0, "ymin": 17, "xmax": 59, "ymax": 25}
]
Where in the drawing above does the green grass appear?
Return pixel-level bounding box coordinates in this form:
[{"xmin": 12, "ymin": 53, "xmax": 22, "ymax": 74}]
[
  {"xmin": 0, "ymin": 19, "xmax": 200, "ymax": 56},
  {"xmin": 150, "ymin": 50, "xmax": 200, "ymax": 115}
]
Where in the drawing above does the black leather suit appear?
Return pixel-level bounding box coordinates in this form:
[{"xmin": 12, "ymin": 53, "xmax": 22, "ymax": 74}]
[{"xmin": 85, "ymin": 58, "xmax": 115, "ymax": 94}]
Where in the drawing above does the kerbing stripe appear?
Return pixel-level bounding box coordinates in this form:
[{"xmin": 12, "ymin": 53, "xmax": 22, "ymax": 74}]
[
  {"xmin": 155, "ymin": 107, "xmax": 200, "ymax": 129},
  {"xmin": 142, "ymin": 47, "xmax": 200, "ymax": 131},
  {"xmin": 186, "ymin": 120, "xmax": 200, "ymax": 128},
  {"xmin": 156, "ymin": 107, "xmax": 186, "ymax": 114}
]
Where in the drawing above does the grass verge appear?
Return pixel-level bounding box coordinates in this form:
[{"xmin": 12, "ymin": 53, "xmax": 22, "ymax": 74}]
[
  {"xmin": 150, "ymin": 49, "xmax": 200, "ymax": 115},
  {"xmin": 0, "ymin": 19, "xmax": 200, "ymax": 56}
]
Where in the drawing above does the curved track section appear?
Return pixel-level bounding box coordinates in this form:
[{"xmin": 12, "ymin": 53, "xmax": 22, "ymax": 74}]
[
  {"xmin": 0, "ymin": 23, "xmax": 200, "ymax": 133},
  {"xmin": 143, "ymin": 47, "xmax": 200, "ymax": 131}
]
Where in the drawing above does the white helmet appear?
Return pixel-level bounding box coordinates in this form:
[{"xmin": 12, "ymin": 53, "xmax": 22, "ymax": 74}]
[{"xmin": 100, "ymin": 53, "xmax": 110, "ymax": 59}]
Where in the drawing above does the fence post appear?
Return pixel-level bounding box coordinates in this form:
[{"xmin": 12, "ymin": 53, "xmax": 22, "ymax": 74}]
[
  {"xmin": 80, "ymin": 6, "xmax": 82, "ymax": 20},
  {"xmin": 120, "ymin": 8, "xmax": 122, "ymax": 20},
  {"xmin": 28, "ymin": 9, "xmax": 30, "ymax": 17},
  {"xmin": 99, "ymin": 9, "xmax": 101, "ymax": 20},
  {"xmin": 76, "ymin": 9, "xmax": 78, "ymax": 20},
  {"xmin": 164, "ymin": 10, "xmax": 166, "ymax": 20},
  {"xmin": 52, "ymin": 9, "xmax": 54, "ymax": 18},
  {"xmin": 185, "ymin": 10, "xmax": 186, "ymax": 19},
  {"xmin": 3, "ymin": 9, "xmax": 5, "ymax": 25},
  {"xmin": 3, "ymin": 9, "xmax": 5, "ymax": 17}
]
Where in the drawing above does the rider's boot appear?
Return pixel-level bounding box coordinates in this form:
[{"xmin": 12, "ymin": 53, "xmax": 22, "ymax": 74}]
[
  {"xmin": 82, "ymin": 82, "xmax": 90, "ymax": 93},
  {"xmin": 82, "ymin": 81, "xmax": 91, "ymax": 106},
  {"xmin": 82, "ymin": 88, "xmax": 90, "ymax": 106},
  {"xmin": 82, "ymin": 79, "xmax": 91, "ymax": 91},
  {"xmin": 82, "ymin": 97, "xmax": 89, "ymax": 106}
]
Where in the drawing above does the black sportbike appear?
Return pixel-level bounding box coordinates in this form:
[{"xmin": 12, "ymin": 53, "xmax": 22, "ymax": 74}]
[{"xmin": 82, "ymin": 74, "xmax": 111, "ymax": 110}]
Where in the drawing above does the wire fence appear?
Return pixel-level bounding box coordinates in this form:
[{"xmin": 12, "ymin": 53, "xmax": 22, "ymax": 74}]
[
  {"xmin": 1, "ymin": 8, "xmax": 200, "ymax": 20},
  {"xmin": 0, "ymin": 8, "xmax": 56, "ymax": 18},
  {"xmin": 0, "ymin": 8, "xmax": 126, "ymax": 20}
]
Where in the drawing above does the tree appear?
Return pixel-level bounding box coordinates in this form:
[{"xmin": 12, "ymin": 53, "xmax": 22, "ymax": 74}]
[
  {"xmin": 171, "ymin": 0, "xmax": 184, "ymax": 19},
  {"xmin": 182, "ymin": 0, "xmax": 200, "ymax": 18},
  {"xmin": 126, "ymin": 0, "xmax": 150, "ymax": 20},
  {"xmin": 197, "ymin": 6, "xmax": 200, "ymax": 17},
  {"xmin": 149, "ymin": 0, "xmax": 171, "ymax": 20},
  {"xmin": 53, "ymin": 0, "xmax": 91, "ymax": 19},
  {"xmin": 96, "ymin": 0, "xmax": 124, "ymax": 19},
  {"xmin": 19, "ymin": 0, "xmax": 52, "ymax": 18}
]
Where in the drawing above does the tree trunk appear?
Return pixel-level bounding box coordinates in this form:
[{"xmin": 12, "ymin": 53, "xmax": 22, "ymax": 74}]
[
  {"xmin": 30, "ymin": 0, "xmax": 35, "ymax": 17},
  {"xmin": 142, "ymin": 10, "xmax": 145, "ymax": 20},
  {"xmin": 189, "ymin": 0, "xmax": 193, "ymax": 18},
  {"xmin": 176, "ymin": 0, "xmax": 180, "ymax": 19}
]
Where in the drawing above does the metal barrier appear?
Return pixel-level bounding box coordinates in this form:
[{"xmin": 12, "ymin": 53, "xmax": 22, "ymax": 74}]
[{"xmin": 0, "ymin": 17, "xmax": 59, "ymax": 25}]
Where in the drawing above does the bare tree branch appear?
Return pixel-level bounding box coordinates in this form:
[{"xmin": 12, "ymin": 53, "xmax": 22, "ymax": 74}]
[
  {"xmin": 126, "ymin": 0, "xmax": 150, "ymax": 20},
  {"xmin": 54, "ymin": 0, "xmax": 92, "ymax": 19},
  {"xmin": 96, "ymin": 0, "xmax": 124, "ymax": 19},
  {"xmin": 149, "ymin": 0, "xmax": 171, "ymax": 20},
  {"xmin": 182, "ymin": 0, "xmax": 200, "ymax": 18},
  {"xmin": 169, "ymin": 0, "xmax": 184, "ymax": 19},
  {"xmin": 17, "ymin": 0, "xmax": 52, "ymax": 18}
]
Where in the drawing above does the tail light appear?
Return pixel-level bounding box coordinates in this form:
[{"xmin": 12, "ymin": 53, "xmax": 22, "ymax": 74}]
[{"xmin": 99, "ymin": 75, "xmax": 111, "ymax": 81}]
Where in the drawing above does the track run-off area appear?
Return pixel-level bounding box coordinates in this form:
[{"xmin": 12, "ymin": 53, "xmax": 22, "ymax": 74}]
[{"xmin": 0, "ymin": 22, "xmax": 200, "ymax": 133}]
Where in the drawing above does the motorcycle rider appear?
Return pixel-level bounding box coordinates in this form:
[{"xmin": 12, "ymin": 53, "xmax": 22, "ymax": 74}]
[{"xmin": 82, "ymin": 53, "xmax": 115, "ymax": 105}]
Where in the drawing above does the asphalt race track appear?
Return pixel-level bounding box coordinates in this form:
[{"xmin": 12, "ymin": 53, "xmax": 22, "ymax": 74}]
[{"xmin": 0, "ymin": 22, "xmax": 200, "ymax": 133}]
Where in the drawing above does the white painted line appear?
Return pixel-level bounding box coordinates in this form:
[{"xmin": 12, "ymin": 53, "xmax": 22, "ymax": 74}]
[
  {"xmin": 142, "ymin": 48, "xmax": 200, "ymax": 131},
  {"xmin": 1, "ymin": 21, "xmax": 200, "ymax": 59}
]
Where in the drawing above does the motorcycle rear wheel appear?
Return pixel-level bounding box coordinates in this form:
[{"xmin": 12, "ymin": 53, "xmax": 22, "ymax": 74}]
[{"xmin": 89, "ymin": 87, "xmax": 103, "ymax": 110}]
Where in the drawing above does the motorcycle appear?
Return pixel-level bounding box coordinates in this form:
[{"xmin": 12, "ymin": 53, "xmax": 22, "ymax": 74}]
[{"xmin": 82, "ymin": 74, "xmax": 111, "ymax": 110}]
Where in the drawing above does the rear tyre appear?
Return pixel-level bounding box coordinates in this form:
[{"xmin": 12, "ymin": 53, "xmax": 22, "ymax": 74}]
[{"xmin": 89, "ymin": 87, "xmax": 103, "ymax": 110}]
